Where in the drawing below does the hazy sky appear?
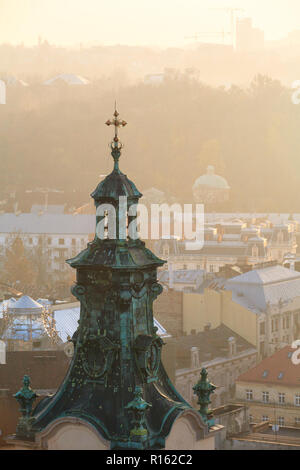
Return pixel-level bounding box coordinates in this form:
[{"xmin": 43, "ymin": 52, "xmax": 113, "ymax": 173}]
[{"xmin": 1, "ymin": 0, "xmax": 300, "ymax": 47}]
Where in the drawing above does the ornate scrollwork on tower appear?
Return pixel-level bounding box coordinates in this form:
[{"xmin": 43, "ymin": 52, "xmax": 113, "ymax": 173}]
[
  {"xmin": 134, "ymin": 333, "xmax": 164, "ymax": 383},
  {"xmin": 150, "ymin": 282, "xmax": 163, "ymax": 301},
  {"xmin": 81, "ymin": 334, "xmax": 119, "ymax": 383}
]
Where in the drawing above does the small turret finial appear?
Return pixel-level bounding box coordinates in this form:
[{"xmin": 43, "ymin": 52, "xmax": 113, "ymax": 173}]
[
  {"xmin": 193, "ymin": 368, "xmax": 216, "ymax": 428},
  {"xmin": 14, "ymin": 375, "xmax": 38, "ymax": 439},
  {"xmin": 106, "ymin": 104, "xmax": 127, "ymax": 172}
]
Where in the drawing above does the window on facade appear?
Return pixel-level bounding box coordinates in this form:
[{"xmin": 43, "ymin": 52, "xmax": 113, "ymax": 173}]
[
  {"xmin": 72, "ymin": 239, "xmax": 76, "ymax": 246},
  {"xmin": 271, "ymin": 319, "xmax": 275, "ymax": 332},
  {"xmin": 262, "ymin": 370, "xmax": 269, "ymax": 378},
  {"xmin": 262, "ymin": 391, "xmax": 269, "ymax": 403},
  {"xmin": 278, "ymin": 416, "xmax": 285, "ymax": 427},
  {"xmin": 48, "ymin": 238, "xmax": 51, "ymax": 245},
  {"xmin": 260, "ymin": 342, "xmax": 265, "ymax": 357},
  {"xmin": 29, "ymin": 237, "xmax": 33, "ymax": 244},
  {"xmin": 278, "ymin": 393, "xmax": 285, "ymax": 404},
  {"xmin": 252, "ymin": 245, "xmax": 259, "ymax": 257},
  {"xmin": 59, "ymin": 238, "xmax": 64, "ymax": 245},
  {"xmin": 209, "ymin": 265, "xmax": 214, "ymax": 273},
  {"xmin": 283, "ymin": 315, "xmax": 290, "ymax": 330},
  {"xmin": 272, "ymin": 317, "xmax": 279, "ymax": 333},
  {"xmin": 260, "ymin": 322, "xmax": 265, "ymax": 335},
  {"xmin": 295, "ymin": 394, "xmax": 300, "ymax": 406},
  {"xmin": 162, "ymin": 244, "xmax": 169, "ymax": 258},
  {"xmin": 246, "ymin": 389, "xmax": 253, "ymax": 401},
  {"xmin": 295, "ymin": 417, "xmax": 300, "ymax": 427},
  {"xmin": 278, "ymin": 372, "xmax": 284, "ymax": 380},
  {"xmin": 262, "ymin": 416, "xmax": 269, "ymax": 422}
]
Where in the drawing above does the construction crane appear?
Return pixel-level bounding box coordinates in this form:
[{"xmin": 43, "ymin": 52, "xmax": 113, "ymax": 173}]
[
  {"xmin": 209, "ymin": 7, "xmax": 245, "ymax": 48},
  {"xmin": 185, "ymin": 31, "xmax": 231, "ymax": 45},
  {"xmin": 26, "ymin": 188, "xmax": 64, "ymax": 214}
]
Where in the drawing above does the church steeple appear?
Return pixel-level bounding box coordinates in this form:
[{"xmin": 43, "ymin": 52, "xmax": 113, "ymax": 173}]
[{"xmin": 22, "ymin": 107, "xmax": 209, "ymax": 450}]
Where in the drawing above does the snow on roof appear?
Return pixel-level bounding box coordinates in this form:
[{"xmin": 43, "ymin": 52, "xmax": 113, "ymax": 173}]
[
  {"xmin": 54, "ymin": 307, "xmax": 80, "ymax": 343},
  {"xmin": 226, "ymin": 266, "xmax": 300, "ymax": 311},
  {"xmin": 228, "ymin": 266, "xmax": 300, "ymax": 285},
  {"xmin": 10, "ymin": 295, "xmax": 43, "ymax": 310},
  {"xmin": 44, "ymin": 74, "xmax": 90, "ymax": 86},
  {"xmin": 2, "ymin": 76, "xmax": 29, "ymax": 87},
  {"xmin": 31, "ymin": 205, "xmax": 65, "ymax": 215},
  {"xmin": 53, "ymin": 306, "xmax": 170, "ymax": 343},
  {"xmin": 37, "ymin": 298, "xmax": 53, "ymax": 306},
  {"xmin": 0, "ymin": 213, "xmax": 95, "ymax": 235}
]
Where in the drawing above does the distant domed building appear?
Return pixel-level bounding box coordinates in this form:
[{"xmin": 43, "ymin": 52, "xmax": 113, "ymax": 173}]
[{"xmin": 193, "ymin": 166, "xmax": 230, "ymax": 204}]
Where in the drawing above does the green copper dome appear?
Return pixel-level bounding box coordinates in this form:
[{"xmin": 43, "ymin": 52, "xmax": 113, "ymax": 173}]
[
  {"xmin": 193, "ymin": 165, "xmax": 230, "ymax": 190},
  {"xmin": 91, "ymin": 168, "xmax": 142, "ymax": 202},
  {"xmin": 91, "ymin": 115, "xmax": 142, "ymax": 203}
]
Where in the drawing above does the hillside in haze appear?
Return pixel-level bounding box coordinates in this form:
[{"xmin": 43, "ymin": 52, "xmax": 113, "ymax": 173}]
[{"xmin": 0, "ymin": 67, "xmax": 300, "ymax": 212}]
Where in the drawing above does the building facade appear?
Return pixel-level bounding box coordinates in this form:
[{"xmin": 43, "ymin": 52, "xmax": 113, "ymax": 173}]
[
  {"xmin": 181, "ymin": 266, "xmax": 300, "ymax": 360},
  {"xmin": 235, "ymin": 346, "xmax": 300, "ymax": 428},
  {"xmin": 0, "ymin": 213, "xmax": 93, "ymax": 280},
  {"xmin": 155, "ymin": 220, "xmax": 297, "ymax": 274},
  {"xmin": 163, "ymin": 325, "xmax": 257, "ymax": 410}
]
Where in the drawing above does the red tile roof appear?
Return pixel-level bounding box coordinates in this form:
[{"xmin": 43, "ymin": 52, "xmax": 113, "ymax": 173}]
[{"xmin": 237, "ymin": 346, "xmax": 300, "ymax": 387}]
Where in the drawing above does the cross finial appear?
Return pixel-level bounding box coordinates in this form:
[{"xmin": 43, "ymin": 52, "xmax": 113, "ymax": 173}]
[
  {"xmin": 105, "ymin": 104, "xmax": 127, "ymax": 172},
  {"xmin": 106, "ymin": 103, "xmax": 127, "ymax": 143}
]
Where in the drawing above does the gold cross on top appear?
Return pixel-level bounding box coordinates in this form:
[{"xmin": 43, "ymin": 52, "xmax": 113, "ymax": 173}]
[{"xmin": 105, "ymin": 104, "xmax": 127, "ymax": 142}]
